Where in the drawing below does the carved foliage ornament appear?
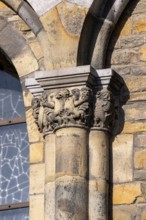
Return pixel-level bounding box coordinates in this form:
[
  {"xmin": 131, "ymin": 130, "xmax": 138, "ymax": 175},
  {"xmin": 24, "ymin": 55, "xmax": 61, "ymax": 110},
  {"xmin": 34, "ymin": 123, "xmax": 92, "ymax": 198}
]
[
  {"xmin": 32, "ymin": 88, "xmax": 117, "ymax": 134},
  {"xmin": 32, "ymin": 87, "xmax": 92, "ymax": 134}
]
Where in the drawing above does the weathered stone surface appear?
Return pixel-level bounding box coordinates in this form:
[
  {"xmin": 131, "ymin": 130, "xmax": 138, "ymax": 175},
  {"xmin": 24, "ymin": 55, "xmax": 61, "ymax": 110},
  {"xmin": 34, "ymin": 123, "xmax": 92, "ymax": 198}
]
[
  {"xmin": 23, "ymin": 91, "xmax": 33, "ymax": 107},
  {"xmin": 88, "ymin": 180, "xmax": 108, "ymax": 220},
  {"xmin": 0, "ymin": 24, "xmax": 26, "ymax": 58},
  {"xmin": 89, "ymin": 130, "xmax": 109, "ymax": 180},
  {"xmin": 134, "ymin": 132, "xmax": 146, "ymax": 148},
  {"xmin": 57, "ymin": 2, "xmax": 86, "ymax": 36},
  {"xmin": 124, "ymin": 103, "xmax": 146, "ymax": 121},
  {"xmin": 27, "ymin": 0, "xmax": 62, "ymax": 16},
  {"xmin": 120, "ymin": 35, "xmax": 144, "ymax": 48},
  {"xmin": 45, "ymin": 134, "xmax": 55, "ymax": 183},
  {"xmin": 139, "ymin": 45, "xmax": 146, "ymax": 61},
  {"xmin": 124, "ymin": 76, "xmax": 146, "ymax": 92},
  {"xmin": 13, "ymin": 47, "xmax": 39, "ymax": 77},
  {"xmin": 134, "ymin": 170, "xmax": 146, "ymax": 181},
  {"xmin": 30, "ymin": 163, "xmax": 45, "ymax": 194},
  {"xmin": 113, "ymin": 183, "xmax": 141, "ymax": 204},
  {"xmin": 45, "ymin": 182, "xmax": 55, "ymax": 220},
  {"xmin": 55, "ymin": 176, "xmax": 88, "ymax": 220},
  {"xmin": 113, "ymin": 209, "xmax": 131, "ymax": 220},
  {"xmin": 120, "ymin": 18, "xmax": 132, "ymax": 36},
  {"xmin": 134, "ymin": 150, "xmax": 146, "ymax": 170},
  {"xmin": 132, "ymin": 14, "xmax": 146, "ymax": 33},
  {"xmin": 111, "ymin": 49, "xmax": 138, "ymax": 65},
  {"xmin": 129, "ymin": 92, "xmax": 146, "ymax": 102},
  {"xmin": 112, "ymin": 134, "xmax": 133, "ymax": 183},
  {"xmin": 55, "ymin": 127, "xmax": 88, "ymax": 177},
  {"xmin": 30, "ymin": 194, "xmax": 44, "ymax": 220},
  {"xmin": 123, "ymin": 121, "xmax": 146, "ymax": 133},
  {"xmin": 19, "ymin": 2, "xmax": 43, "ymax": 35},
  {"xmin": 66, "ymin": 0, "xmax": 93, "ymax": 8},
  {"xmin": 26, "ymin": 108, "xmax": 43, "ymax": 142},
  {"xmin": 29, "ymin": 40, "xmax": 43, "ymax": 60},
  {"xmin": 40, "ymin": 8, "xmax": 78, "ymax": 69},
  {"xmin": 4, "ymin": 0, "xmax": 23, "ymax": 11},
  {"xmin": 30, "ymin": 142, "xmax": 44, "ymax": 163}
]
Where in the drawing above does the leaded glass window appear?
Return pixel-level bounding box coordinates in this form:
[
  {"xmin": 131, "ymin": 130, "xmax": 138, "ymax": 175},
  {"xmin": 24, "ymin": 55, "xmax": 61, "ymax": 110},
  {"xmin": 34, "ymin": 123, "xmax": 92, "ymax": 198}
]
[{"xmin": 0, "ymin": 71, "xmax": 29, "ymax": 219}]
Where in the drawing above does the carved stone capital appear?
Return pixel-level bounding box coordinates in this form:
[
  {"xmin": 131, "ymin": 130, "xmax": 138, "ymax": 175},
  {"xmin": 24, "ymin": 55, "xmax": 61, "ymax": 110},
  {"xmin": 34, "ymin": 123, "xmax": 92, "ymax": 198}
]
[
  {"xmin": 93, "ymin": 89, "xmax": 117, "ymax": 132},
  {"xmin": 26, "ymin": 66, "xmax": 124, "ymax": 135},
  {"xmin": 32, "ymin": 87, "xmax": 93, "ymax": 135}
]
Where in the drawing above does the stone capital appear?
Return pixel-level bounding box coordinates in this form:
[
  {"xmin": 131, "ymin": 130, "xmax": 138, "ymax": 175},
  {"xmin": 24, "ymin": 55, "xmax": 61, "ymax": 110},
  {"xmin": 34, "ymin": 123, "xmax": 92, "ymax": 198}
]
[{"xmin": 25, "ymin": 66, "xmax": 123, "ymax": 135}]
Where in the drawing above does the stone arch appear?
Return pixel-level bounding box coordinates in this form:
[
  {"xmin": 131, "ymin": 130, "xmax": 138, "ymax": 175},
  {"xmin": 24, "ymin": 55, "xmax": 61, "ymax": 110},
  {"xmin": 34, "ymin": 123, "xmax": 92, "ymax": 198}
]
[{"xmin": 77, "ymin": 0, "xmax": 130, "ymax": 68}]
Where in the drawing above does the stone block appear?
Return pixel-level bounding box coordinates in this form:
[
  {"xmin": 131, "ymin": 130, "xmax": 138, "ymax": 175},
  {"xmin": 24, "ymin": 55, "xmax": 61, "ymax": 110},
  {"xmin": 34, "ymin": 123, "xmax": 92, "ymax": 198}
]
[
  {"xmin": 30, "ymin": 163, "xmax": 45, "ymax": 194},
  {"xmin": 66, "ymin": 0, "xmax": 93, "ymax": 7},
  {"xmin": 0, "ymin": 24, "xmax": 26, "ymax": 58},
  {"xmin": 132, "ymin": 14, "xmax": 146, "ymax": 33},
  {"xmin": 134, "ymin": 150, "xmax": 146, "ymax": 170},
  {"xmin": 123, "ymin": 122, "xmax": 146, "ymax": 133},
  {"xmin": 29, "ymin": 41, "xmax": 43, "ymax": 60},
  {"xmin": 12, "ymin": 46, "xmax": 39, "ymax": 77},
  {"xmin": 134, "ymin": 132, "xmax": 146, "ymax": 148},
  {"xmin": 40, "ymin": 8, "xmax": 78, "ymax": 69},
  {"xmin": 55, "ymin": 176, "xmax": 88, "ymax": 220},
  {"xmin": 18, "ymin": 2, "xmax": 43, "ymax": 35},
  {"xmin": 134, "ymin": 170, "xmax": 146, "ymax": 181},
  {"xmin": 57, "ymin": 2, "xmax": 86, "ymax": 36},
  {"xmin": 30, "ymin": 142, "xmax": 44, "ymax": 163},
  {"xmin": 30, "ymin": 194, "xmax": 44, "ymax": 220},
  {"xmin": 130, "ymin": 92, "xmax": 146, "ymax": 102},
  {"xmin": 113, "ymin": 209, "xmax": 131, "ymax": 220},
  {"xmin": 4, "ymin": 0, "xmax": 22, "ymax": 11},
  {"xmin": 113, "ymin": 183, "xmax": 141, "ymax": 205},
  {"xmin": 124, "ymin": 103, "xmax": 146, "ymax": 121},
  {"xmin": 120, "ymin": 18, "xmax": 132, "ymax": 36},
  {"xmin": 125, "ymin": 76, "xmax": 146, "ymax": 92},
  {"xmin": 120, "ymin": 35, "xmax": 144, "ymax": 48},
  {"xmin": 27, "ymin": 0, "xmax": 62, "ymax": 16},
  {"xmin": 26, "ymin": 108, "xmax": 42, "ymax": 143},
  {"xmin": 23, "ymin": 91, "xmax": 33, "ymax": 107},
  {"xmin": 139, "ymin": 45, "xmax": 146, "ymax": 61},
  {"xmin": 111, "ymin": 49, "xmax": 138, "ymax": 65},
  {"xmin": 112, "ymin": 134, "xmax": 133, "ymax": 183}
]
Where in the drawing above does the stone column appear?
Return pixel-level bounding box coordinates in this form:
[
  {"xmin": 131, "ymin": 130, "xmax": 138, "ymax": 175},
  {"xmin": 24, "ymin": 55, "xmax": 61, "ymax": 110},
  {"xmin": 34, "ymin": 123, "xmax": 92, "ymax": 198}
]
[
  {"xmin": 45, "ymin": 133, "xmax": 55, "ymax": 220},
  {"xmin": 26, "ymin": 66, "xmax": 123, "ymax": 220},
  {"xmin": 55, "ymin": 127, "xmax": 88, "ymax": 220},
  {"xmin": 89, "ymin": 89, "xmax": 117, "ymax": 220}
]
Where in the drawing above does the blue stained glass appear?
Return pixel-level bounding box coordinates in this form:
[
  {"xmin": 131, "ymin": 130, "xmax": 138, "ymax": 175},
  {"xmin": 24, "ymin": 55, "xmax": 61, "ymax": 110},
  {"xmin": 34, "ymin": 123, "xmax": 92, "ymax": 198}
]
[
  {"xmin": 0, "ymin": 207, "xmax": 29, "ymax": 220},
  {"xmin": 0, "ymin": 71, "xmax": 25, "ymax": 119},
  {"xmin": 0, "ymin": 124, "xmax": 29, "ymax": 205}
]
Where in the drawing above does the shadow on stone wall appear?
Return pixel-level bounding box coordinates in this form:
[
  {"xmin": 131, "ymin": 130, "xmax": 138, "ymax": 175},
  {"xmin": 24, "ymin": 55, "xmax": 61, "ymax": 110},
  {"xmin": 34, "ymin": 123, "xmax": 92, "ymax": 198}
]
[{"xmin": 106, "ymin": 1, "xmax": 140, "ymax": 219}]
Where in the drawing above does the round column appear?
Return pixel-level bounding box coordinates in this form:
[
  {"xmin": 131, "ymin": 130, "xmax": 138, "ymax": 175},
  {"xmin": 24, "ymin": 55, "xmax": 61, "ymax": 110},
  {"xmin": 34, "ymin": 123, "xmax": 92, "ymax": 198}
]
[
  {"xmin": 89, "ymin": 130, "xmax": 109, "ymax": 220},
  {"xmin": 45, "ymin": 133, "xmax": 56, "ymax": 220},
  {"xmin": 55, "ymin": 126, "xmax": 88, "ymax": 220}
]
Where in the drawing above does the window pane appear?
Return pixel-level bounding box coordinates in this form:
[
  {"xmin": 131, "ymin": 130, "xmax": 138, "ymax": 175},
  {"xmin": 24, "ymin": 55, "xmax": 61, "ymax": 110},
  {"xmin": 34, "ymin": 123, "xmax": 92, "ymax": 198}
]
[
  {"xmin": 0, "ymin": 71, "xmax": 25, "ymax": 119},
  {"xmin": 0, "ymin": 207, "xmax": 29, "ymax": 220},
  {"xmin": 0, "ymin": 124, "xmax": 29, "ymax": 205}
]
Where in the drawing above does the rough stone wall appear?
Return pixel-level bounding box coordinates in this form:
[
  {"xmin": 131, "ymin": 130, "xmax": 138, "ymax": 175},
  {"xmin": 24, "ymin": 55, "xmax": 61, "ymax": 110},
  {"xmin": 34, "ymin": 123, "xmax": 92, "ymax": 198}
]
[
  {"xmin": 1, "ymin": 0, "xmax": 146, "ymax": 219},
  {"xmin": 106, "ymin": 0, "xmax": 146, "ymax": 219}
]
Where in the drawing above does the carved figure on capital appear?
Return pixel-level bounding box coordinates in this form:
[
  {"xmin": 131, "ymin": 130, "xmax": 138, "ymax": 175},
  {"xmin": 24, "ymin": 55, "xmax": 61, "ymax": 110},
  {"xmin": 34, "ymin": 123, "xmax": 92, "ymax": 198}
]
[
  {"xmin": 94, "ymin": 89, "xmax": 116, "ymax": 130},
  {"xmin": 31, "ymin": 87, "xmax": 92, "ymax": 134}
]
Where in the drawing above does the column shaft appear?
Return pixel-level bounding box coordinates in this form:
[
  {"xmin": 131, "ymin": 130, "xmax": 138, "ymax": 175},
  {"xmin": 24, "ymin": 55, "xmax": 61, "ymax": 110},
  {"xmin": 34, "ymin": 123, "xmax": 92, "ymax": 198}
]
[
  {"xmin": 89, "ymin": 130, "xmax": 109, "ymax": 220},
  {"xmin": 55, "ymin": 127, "xmax": 88, "ymax": 220},
  {"xmin": 45, "ymin": 133, "xmax": 56, "ymax": 220}
]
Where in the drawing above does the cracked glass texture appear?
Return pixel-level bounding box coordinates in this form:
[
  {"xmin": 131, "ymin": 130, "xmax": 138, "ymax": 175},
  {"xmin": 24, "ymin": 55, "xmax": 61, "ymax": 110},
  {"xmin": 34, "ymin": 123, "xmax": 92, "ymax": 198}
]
[
  {"xmin": 0, "ymin": 124, "xmax": 29, "ymax": 205},
  {"xmin": 0, "ymin": 71, "xmax": 25, "ymax": 120},
  {"xmin": 0, "ymin": 207, "xmax": 29, "ymax": 219},
  {"xmin": 0, "ymin": 70, "xmax": 29, "ymax": 212}
]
